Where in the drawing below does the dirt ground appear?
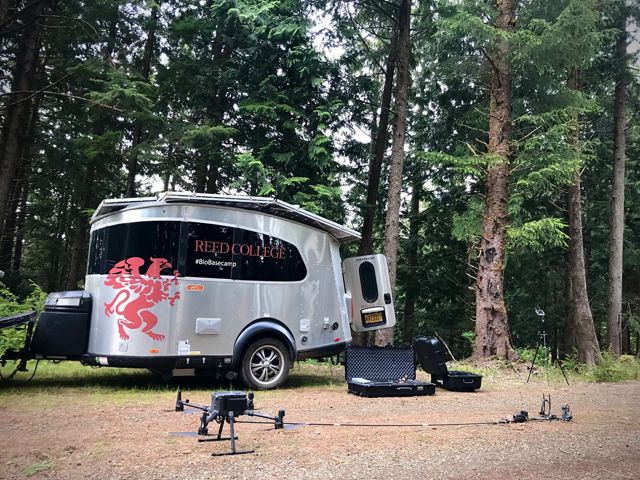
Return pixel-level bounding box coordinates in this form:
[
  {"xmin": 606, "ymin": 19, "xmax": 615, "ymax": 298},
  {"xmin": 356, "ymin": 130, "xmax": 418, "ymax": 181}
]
[{"xmin": 0, "ymin": 365, "xmax": 639, "ymax": 480}]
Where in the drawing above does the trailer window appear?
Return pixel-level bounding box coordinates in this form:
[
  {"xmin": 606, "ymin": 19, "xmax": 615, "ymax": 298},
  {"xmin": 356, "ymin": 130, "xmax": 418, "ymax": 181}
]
[
  {"xmin": 231, "ymin": 228, "xmax": 307, "ymax": 281},
  {"xmin": 185, "ymin": 222, "xmax": 235, "ymax": 279},
  {"xmin": 359, "ymin": 261, "xmax": 379, "ymax": 303},
  {"xmin": 185, "ymin": 222, "xmax": 306, "ymax": 281},
  {"xmin": 87, "ymin": 221, "xmax": 181, "ymax": 275}
]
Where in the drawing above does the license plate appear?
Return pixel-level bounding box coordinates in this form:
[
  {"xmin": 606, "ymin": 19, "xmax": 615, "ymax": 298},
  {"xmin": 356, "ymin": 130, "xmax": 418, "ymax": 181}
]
[{"xmin": 363, "ymin": 311, "xmax": 385, "ymax": 326}]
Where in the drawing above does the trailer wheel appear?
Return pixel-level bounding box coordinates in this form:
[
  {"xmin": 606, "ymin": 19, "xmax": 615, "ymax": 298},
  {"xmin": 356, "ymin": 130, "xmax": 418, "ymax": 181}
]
[{"xmin": 240, "ymin": 338, "xmax": 290, "ymax": 390}]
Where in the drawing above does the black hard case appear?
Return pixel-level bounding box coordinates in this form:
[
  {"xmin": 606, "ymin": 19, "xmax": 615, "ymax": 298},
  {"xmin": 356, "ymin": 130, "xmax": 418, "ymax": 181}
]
[
  {"xmin": 344, "ymin": 345, "xmax": 435, "ymax": 397},
  {"xmin": 30, "ymin": 291, "xmax": 92, "ymax": 358},
  {"xmin": 414, "ymin": 337, "xmax": 482, "ymax": 391}
]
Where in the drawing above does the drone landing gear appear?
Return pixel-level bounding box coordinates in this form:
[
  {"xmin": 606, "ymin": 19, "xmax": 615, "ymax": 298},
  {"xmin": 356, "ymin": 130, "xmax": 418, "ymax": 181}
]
[{"xmin": 200, "ymin": 411, "xmax": 254, "ymax": 457}]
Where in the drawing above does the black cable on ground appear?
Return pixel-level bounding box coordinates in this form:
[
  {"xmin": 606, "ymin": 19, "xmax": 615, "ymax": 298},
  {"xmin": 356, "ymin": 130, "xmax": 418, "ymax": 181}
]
[{"xmin": 234, "ymin": 416, "xmax": 568, "ymax": 429}]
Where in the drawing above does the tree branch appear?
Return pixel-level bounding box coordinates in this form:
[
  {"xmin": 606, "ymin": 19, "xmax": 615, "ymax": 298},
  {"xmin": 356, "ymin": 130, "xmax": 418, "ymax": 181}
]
[
  {"xmin": 479, "ymin": 45, "xmax": 500, "ymax": 79},
  {"xmin": 345, "ymin": 6, "xmax": 386, "ymax": 74},
  {"xmin": 0, "ymin": 73, "xmax": 70, "ymax": 109},
  {"xmin": 1, "ymin": 90, "xmax": 122, "ymax": 112}
]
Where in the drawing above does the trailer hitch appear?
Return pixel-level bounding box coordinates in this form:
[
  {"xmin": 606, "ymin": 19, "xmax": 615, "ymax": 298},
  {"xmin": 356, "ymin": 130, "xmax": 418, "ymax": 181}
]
[{"xmin": 0, "ymin": 311, "xmax": 37, "ymax": 381}]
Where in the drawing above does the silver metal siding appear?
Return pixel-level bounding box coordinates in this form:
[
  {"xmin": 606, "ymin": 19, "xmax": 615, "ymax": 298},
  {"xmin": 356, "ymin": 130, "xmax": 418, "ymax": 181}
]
[{"xmin": 86, "ymin": 203, "xmax": 351, "ymax": 358}]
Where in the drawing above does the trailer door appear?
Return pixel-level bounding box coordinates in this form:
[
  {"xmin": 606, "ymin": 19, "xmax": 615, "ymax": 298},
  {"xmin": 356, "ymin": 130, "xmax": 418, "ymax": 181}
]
[{"xmin": 342, "ymin": 254, "xmax": 396, "ymax": 332}]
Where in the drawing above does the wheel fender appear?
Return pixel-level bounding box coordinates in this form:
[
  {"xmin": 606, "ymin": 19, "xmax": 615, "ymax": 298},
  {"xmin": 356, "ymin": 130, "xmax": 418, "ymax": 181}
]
[{"xmin": 232, "ymin": 320, "xmax": 296, "ymax": 368}]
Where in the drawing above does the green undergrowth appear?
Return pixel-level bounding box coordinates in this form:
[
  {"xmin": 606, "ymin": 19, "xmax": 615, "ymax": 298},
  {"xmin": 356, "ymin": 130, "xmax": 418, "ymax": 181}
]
[
  {"xmin": 450, "ymin": 351, "xmax": 640, "ymax": 384},
  {"xmin": 0, "ymin": 281, "xmax": 46, "ymax": 356},
  {"xmin": 580, "ymin": 353, "xmax": 640, "ymax": 382}
]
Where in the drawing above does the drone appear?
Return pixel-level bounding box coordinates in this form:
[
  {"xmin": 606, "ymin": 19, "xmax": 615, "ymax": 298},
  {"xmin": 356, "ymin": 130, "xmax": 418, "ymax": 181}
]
[{"xmin": 174, "ymin": 389, "xmax": 285, "ymax": 456}]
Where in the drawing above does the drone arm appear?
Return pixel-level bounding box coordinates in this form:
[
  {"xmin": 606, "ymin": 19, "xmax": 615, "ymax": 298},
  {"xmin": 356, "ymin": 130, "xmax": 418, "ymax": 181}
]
[
  {"xmin": 246, "ymin": 409, "xmax": 286, "ymax": 429},
  {"xmin": 246, "ymin": 411, "xmax": 276, "ymax": 421},
  {"xmin": 180, "ymin": 401, "xmax": 210, "ymax": 412}
]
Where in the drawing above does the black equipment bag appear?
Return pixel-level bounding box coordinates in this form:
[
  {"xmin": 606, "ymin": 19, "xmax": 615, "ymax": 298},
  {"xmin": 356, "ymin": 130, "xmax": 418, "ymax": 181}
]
[
  {"xmin": 414, "ymin": 337, "xmax": 482, "ymax": 391},
  {"xmin": 344, "ymin": 345, "xmax": 435, "ymax": 397}
]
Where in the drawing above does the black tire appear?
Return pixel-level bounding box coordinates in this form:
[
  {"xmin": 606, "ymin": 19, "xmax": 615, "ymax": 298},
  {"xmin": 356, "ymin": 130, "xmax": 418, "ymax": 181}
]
[{"xmin": 240, "ymin": 338, "xmax": 291, "ymax": 390}]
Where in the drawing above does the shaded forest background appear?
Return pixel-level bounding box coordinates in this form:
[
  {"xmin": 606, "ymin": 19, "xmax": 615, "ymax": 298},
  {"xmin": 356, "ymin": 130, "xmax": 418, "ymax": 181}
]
[{"xmin": 0, "ymin": 0, "xmax": 638, "ymax": 362}]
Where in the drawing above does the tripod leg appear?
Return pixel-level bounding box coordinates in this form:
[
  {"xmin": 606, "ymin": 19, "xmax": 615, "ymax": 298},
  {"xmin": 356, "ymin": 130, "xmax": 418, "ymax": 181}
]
[
  {"xmin": 527, "ymin": 337, "xmax": 542, "ymax": 383},
  {"xmin": 542, "ymin": 333, "xmax": 550, "ymax": 386},
  {"xmin": 557, "ymin": 359, "xmax": 570, "ymax": 386}
]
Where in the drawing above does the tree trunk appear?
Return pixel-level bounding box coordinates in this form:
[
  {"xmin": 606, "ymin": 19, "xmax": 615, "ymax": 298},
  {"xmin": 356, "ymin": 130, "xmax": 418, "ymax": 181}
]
[
  {"xmin": 126, "ymin": 3, "xmax": 159, "ymax": 197},
  {"xmin": 11, "ymin": 174, "xmax": 28, "ymax": 273},
  {"xmin": 473, "ymin": 0, "xmax": 517, "ymax": 361},
  {"xmin": 162, "ymin": 143, "xmax": 174, "ymax": 192},
  {"xmin": 0, "ymin": 0, "xmax": 10, "ymax": 26},
  {"xmin": 194, "ymin": 153, "xmax": 207, "ymax": 193},
  {"xmin": 192, "ymin": 23, "xmax": 235, "ymax": 193},
  {"xmin": 66, "ymin": 162, "xmax": 96, "ymax": 290},
  {"xmin": 48, "ymin": 192, "xmax": 70, "ymax": 292},
  {"xmin": 402, "ymin": 171, "xmax": 421, "ymax": 345},
  {"xmin": 567, "ymin": 177, "xmax": 600, "ymax": 364},
  {"xmin": 376, "ymin": 0, "xmax": 411, "ymax": 346},
  {"xmin": 606, "ymin": 12, "xmax": 627, "ymax": 355},
  {"xmin": 566, "ymin": 68, "xmax": 601, "ymax": 365},
  {"xmin": 0, "ymin": 0, "xmax": 46, "ymax": 239},
  {"xmin": 562, "ymin": 254, "xmax": 575, "ymax": 357},
  {"xmin": 358, "ymin": 28, "xmax": 398, "ymax": 256},
  {"xmin": 0, "ymin": 167, "xmax": 21, "ymax": 272},
  {"xmin": 0, "ymin": 100, "xmax": 38, "ymax": 273}
]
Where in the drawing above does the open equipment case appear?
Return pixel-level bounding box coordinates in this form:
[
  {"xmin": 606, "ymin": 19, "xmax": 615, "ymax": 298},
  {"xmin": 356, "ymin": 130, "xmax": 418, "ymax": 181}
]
[
  {"xmin": 414, "ymin": 336, "xmax": 482, "ymax": 391},
  {"xmin": 344, "ymin": 345, "xmax": 435, "ymax": 397}
]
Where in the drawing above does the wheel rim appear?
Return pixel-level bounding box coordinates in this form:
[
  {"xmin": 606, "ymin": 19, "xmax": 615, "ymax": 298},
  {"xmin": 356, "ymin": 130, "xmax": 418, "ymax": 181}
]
[{"xmin": 249, "ymin": 344, "xmax": 285, "ymax": 386}]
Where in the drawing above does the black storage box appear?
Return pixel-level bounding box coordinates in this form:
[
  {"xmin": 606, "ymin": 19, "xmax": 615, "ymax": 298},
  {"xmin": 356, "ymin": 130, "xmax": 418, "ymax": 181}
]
[
  {"xmin": 414, "ymin": 336, "xmax": 482, "ymax": 392},
  {"xmin": 344, "ymin": 345, "xmax": 435, "ymax": 397},
  {"xmin": 30, "ymin": 291, "xmax": 92, "ymax": 358}
]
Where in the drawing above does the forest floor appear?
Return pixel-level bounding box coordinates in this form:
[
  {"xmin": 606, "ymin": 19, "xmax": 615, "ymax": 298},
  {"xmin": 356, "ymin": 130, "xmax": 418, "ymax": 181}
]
[{"xmin": 0, "ymin": 362, "xmax": 638, "ymax": 480}]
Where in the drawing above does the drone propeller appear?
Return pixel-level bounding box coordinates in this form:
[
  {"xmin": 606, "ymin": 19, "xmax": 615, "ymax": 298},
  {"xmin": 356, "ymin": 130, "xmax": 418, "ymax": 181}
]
[
  {"xmin": 283, "ymin": 422, "xmax": 306, "ymax": 431},
  {"xmin": 176, "ymin": 409, "xmax": 200, "ymax": 415},
  {"xmin": 162, "ymin": 408, "xmax": 201, "ymax": 414},
  {"xmin": 168, "ymin": 431, "xmax": 207, "ymax": 438}
]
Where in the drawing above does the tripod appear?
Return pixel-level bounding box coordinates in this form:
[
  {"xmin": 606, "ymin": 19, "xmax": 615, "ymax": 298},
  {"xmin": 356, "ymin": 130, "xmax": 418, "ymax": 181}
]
[{"xmin": 526, "ymin": 307, "xmax": 570, "ymax": 386}]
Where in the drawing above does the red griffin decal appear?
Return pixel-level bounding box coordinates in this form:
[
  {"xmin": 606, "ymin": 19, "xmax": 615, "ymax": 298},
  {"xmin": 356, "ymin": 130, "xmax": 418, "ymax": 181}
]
[{"xmin": 103, "ymin": 257, "xmax": 180, "ymax": 341}]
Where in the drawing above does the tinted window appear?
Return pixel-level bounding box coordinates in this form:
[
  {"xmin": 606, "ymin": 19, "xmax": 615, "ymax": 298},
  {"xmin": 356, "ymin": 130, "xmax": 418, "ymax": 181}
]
[
  {"xmin": 359, "ymin": 261, "xmax": 379, "ymax": 303},
  {"xmin": 87, "ymin": 221, "xmax": 181, "ymax": 275},
  {"xmin": 87, "ymin": 227, "xmax": 107, "ymax": 275},
  {"xmin": 185, "ymin": 222, "xmax": 307, "ymax": 282},
  {"xmin": 185, "ymin": 222, "xmax": 235, "ymax": 279}
]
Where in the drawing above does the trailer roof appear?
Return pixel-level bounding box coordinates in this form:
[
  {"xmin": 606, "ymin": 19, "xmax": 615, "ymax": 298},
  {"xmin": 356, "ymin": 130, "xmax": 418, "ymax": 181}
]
[{"xmin": 92, "ymin": 192, "xmax": 361, "ymax": 243}]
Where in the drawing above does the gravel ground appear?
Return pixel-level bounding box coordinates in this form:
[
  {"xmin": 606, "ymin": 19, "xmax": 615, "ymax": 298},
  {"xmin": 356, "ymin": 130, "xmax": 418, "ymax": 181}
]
[{"xmin": 0, "ymin": 365, "xmax": 639, "ymax": 480}]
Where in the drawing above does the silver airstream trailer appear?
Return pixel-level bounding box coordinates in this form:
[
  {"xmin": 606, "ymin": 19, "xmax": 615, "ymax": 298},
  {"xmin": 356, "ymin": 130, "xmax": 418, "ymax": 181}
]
[{"xmin": 8, "ymin": 192, "xmax": 396, "ymax": 389}]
